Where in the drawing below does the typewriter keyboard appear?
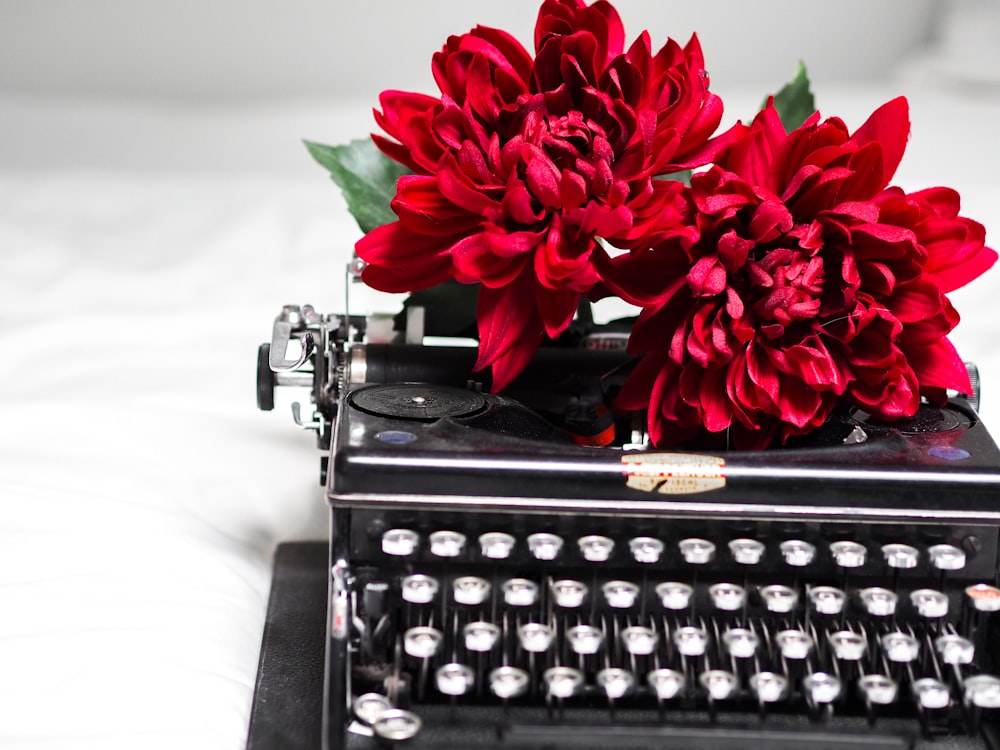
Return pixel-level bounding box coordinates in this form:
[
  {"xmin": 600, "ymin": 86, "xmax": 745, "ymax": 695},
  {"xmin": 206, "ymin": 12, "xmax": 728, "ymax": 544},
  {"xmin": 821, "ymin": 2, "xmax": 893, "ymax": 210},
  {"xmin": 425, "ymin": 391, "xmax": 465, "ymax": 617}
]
[{"xmin": 337, "ymin": 516, "xmax": 1000, "ymax": 748}]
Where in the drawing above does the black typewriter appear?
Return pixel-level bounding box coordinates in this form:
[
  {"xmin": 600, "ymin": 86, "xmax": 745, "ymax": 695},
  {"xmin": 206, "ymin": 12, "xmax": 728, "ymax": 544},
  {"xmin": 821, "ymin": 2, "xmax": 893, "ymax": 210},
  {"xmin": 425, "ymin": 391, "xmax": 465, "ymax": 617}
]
[{"xmin": 257, "ymin": 295, "xmax": 1000, "ymax": 750}]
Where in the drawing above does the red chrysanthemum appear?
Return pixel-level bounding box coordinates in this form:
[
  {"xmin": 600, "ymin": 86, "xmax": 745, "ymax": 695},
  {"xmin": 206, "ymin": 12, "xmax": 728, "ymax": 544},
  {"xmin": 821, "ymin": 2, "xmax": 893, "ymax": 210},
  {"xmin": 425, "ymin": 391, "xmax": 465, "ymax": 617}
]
[
  {"xmin": 603, "ymin": 97, "xmax": 996, "ymax": 449},
  {"xmin": 356, "ymin": 0, "xmax": 736, "ymax": 390}
]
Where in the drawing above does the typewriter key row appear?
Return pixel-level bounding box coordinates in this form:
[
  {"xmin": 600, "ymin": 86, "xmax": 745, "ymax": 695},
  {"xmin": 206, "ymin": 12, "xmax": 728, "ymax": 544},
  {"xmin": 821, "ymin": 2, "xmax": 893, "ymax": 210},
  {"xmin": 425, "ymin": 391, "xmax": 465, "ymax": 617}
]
[{"xmin": 381, "ymin": 528, "xmax": 968, "ymax": 571}]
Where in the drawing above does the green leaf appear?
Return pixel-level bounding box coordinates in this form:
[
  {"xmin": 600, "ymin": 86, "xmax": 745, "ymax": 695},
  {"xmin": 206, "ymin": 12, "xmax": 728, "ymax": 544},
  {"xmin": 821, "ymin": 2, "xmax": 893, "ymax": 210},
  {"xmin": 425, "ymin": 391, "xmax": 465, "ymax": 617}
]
[
  {"xmin": 767, "ymin": 61, "xmax": 816, "ymax": 131},
  {"xmin": 304, "ymin": 138, "xmax": 411, "ymax": 234},
  {"xmin": 654, "ymin": 169, "xmax": 693, "ymax": 185}
]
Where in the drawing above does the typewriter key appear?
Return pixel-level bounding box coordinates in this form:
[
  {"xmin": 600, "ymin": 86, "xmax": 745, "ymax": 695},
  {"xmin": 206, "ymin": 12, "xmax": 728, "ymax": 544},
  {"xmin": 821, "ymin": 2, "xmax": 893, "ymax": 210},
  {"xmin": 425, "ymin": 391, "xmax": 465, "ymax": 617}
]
[
  {"xmin": 648, "ymin": 668, "xmax": 685, "ymax": 701},
  {"xmin": 518, "ymin": 623, "xmax": 555, "ymax": 653},
  {"xmin": 622, "ymin": 625, "xmax": 658, "ymax": 655},
  {"xmin": 935, "ymin": 633, "xmax": 975, "ymax": 665},
  {"xmin": 502, "ymin": 578, "xmax": 538, "ymax": 607},
  {"xmin": 749, "ymin": 672, "xmax": 789, "ymax": 703},
  {"xmin": 603, "ymin": 580, "xmax": 640, "ymax": 609},
  {"xmin": 544, "ymin": 667, "xmax": 585, "ymax": 699},
  {"xmin": 551, "ymin": 579, "xmax": 588, "ymax": 608},
  {"xmin": 566, "ymin": 625, "xmax": 604, "ymax": 655},
  {"xmin": 928, "ymin": 543, "xmax": 966, "ymax": 570},
  {"xmin": 678, "ymin": 537, "xmax": 715, "ymax": 564},
  {"xmin": 479, "ymin": 532, "xmax": 515, "ymax": 560},
  {"xmin": 828, "ymin": 630, "xmax": 867, "ymax": 661},
  {"xmin": 965, "ymin": 583, "xmax": 1000, "ymax": 612},
  {"xmin": 453, "ymin": 576, "xmax": 491, "ymax": 606},
  {"xmin": 830, "ymin": 540, "xmax": 867, "ymax": 568},
  {"xmin": 759, "ymin": 584, "xmax": 798, "ymax": 614},
  {"xmin": 382, "ymin": 528, "xmax": 420, "ymax": 557},
  {"xmin": 881, "ymin": 631, "xmax": 920, "ymax": 663},
  {"xmin": 775, "ymin": 629, "xmax": 813, "ymax": 660},
  {"xmin": 709, "ymin": 582, "xmax": 746, "ymax": 611},
  {"xmin": 859, "ymin": 586, "xmax": 898, "ymax": 616},
  {"xmin": 656, "ymin": 581, "xmax": 693, "ymax": 610},
  {"xmin": 597, "ymin": 667, "xmax": 635, "ymax": 699},
  {"xmin": 403, "ymin": 627, "xmax": 443, "ymax": 659},
  {"xmin": 700, "ymin": 670, "xmax": 739, "ymax": 700},
  {"xmin": 463, "ymin": 621, "xmax": 500, "ymax": 652},
  {"xmin": 910, "ymin": 588, "xmax": 949, "ymax": 618},
  {"xmin": 964, "ymin": 675, "xmax": 1000, "ymax": 708},
  {"xmin": 721, "ymin": 627, "xmax": 759, "ymax": 658},
  {"xmin": 803, "ymin": 672, "xmax": 841, "ymax": 704},
  {"xmin": 436, "ymin": 663, "xmax": 475, "ymax": 696},
  {"xmin": 527, "ymin": 533, "xmax": 563, "ymax": 561},
  {"xmin": 912, "ymin": 677, "xmax": 951, "ymax": 709},
  {"xmin": 729, "ymin": 538, "xmax": 766, "ymax": 565},
  {"xmin": 808, "ymin": 585, "xmax": 846, "ymax": 615},
  {"xmin": 882, "ymin": 543, "xmax": 920, "ymax": 569},
  {"xmin": 352, "ymin": 692, "xmax": 392, "ymax": 726},
  {"xmin": 372, "ymin": 709, "xmax": 423, "ymax": 742},
  {"xmin": 400, "ymin": 574, "xmax": 439, "ymax": 605},
  {"xmin": 673, "ymin": 625, "xmax": 708, "ymax": 657},
  {"xmin": 489, "ymin": 666, "xmax": 529, "ymax": 699},
  {"xmin": 779, "ymin": 539, "xmax": 816, "ymax": 567},
  {"xmin": 429, "ymin": 530, "xmax": 466, "ymax": 558},
  {"xmin": 629, "ymin": 537, "xmax": 665, "ymax": 564},
  {"xmin": 858, "ymin": 674, "xmax": 898, "ymax": 705},
  {"xmin": 578, "ymin": 535, "xmax": 615, "ymax": 562}
]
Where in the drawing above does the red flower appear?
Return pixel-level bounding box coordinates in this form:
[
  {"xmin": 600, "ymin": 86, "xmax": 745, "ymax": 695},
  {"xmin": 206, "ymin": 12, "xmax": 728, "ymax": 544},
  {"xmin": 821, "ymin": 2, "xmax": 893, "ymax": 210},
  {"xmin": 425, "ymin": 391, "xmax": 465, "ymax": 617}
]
[
  {"xmin": 356, "ymin": 0, "xmax": 735, "ymax": 390},
  {"xmin": 603, "ymin": 97, "xmax": 996, "ymax": 449}
]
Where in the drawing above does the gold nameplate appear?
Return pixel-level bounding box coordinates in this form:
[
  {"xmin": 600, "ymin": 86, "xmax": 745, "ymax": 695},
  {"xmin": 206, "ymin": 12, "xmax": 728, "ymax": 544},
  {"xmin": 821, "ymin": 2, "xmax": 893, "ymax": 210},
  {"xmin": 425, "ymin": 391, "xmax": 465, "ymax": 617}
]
[{"xmin": 622, "ymin": 452, "xmax": 726, "ymax": 494}]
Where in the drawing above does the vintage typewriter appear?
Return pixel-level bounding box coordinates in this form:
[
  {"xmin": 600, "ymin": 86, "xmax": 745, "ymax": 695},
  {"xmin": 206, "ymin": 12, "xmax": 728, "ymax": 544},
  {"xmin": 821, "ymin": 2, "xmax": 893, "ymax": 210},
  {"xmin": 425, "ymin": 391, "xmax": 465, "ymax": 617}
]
[{"xmin": 257, "ymin": 289, "xmax": 1000, "ymax": 750}]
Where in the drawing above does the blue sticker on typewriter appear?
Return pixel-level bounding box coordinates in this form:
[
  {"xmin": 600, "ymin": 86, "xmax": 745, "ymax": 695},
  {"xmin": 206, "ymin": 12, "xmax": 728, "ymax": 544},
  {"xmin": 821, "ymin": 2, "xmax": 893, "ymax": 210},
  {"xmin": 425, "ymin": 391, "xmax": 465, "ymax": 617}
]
[
  {"xmin": 928, "ymin": 446, "xmax": 971, "ymax": 461},
  {"xmin": 376, "ymin": 430, "xmax": 418, "ymax": 445}
]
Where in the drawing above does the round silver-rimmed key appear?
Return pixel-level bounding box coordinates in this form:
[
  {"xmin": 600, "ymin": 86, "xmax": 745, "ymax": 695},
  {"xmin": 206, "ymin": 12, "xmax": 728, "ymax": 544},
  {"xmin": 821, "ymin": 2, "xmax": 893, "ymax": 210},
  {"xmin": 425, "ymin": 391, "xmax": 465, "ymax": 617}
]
[
  {"xmin": 927, "ymin": 543, "xmax": 966, "ymax": 571},
  {"xmin": 453, "ymin": 576, "xmax": 491, "ymax": 606},
  {"xmin": 678, "ymin": 538, "xmax": 715, "ymax": 564},
  {"xmin": 830, "ymin": 540, "xmax": 867, "ymax": 568},
  {"xmin": 401, "ymin": 574, "xmax": 439, "ymax": 605},
  {"xmin": 673, "ymin": 625, "xmax": 708, "ymax": 657},
  {"xmin": 656, "ymin": 581, "xmax": 693, "ymax": 610},
  {"xmin": 603, "ymin": 580, "xmax": 640, "ymax": 609},
  {"xmin": 881, "ymin": 632, "xmax": 920, "ymax": 663},
  {"xmin": 479, "ymin": 531, "xmax": 516, "ymax": 560},
  {"xmin": 517, "ymin": 623, "xmax": 554, "ymax": 653},
  {"xmin": 543, "ymin": 666, "xmax": 585, "ymax": 699},
  {"xmin": 566, "ymin": 624, "xmax": 604, "ymax": 655},
  {"xmin": 809, "ymin": 585, "xmax": 846, "ymax": 615},
  {"xmin": 429, "ymin": 530, "xmax": 466, "ymax": 558},
  {"xmin": 353, "ymin": 692, "xmax": 392, "ymax": 726},
  {"xmin": 621, "ymin": 625, "xmax": 658, "ymax": 655},
  {"xmin": 648, "ymin": 668, "xmax": 685, "ymax": 701},
  {"xmin": 912, "ymin": 677, "xmax": 951, "ymax": 710},
  {"xmin": 760, "ymin": 584, "xmax": 798, "ymax": 614},
  {"xmin": 828, "ymin": 630, "xmax": 867, "ymax": 661},
  {"xmin": 965, "ymin": 583, "xmax": 1000, "ymax": 612},
  {"xmin": 722, "ymin": 627, "xmax": 759, "ymax": 659},
  {"xmin": 858, "ymin": 674, "xmax": 898, "ymax": 705},
  {"xmin": 750, "ymin": 672, "xmax": 789, "ymax": 703},
  {"xmin": 578, "ymin": 535, "xmax": 615, "ymax": 562},
  {"xmin": 859, "ymin": 586, "xmax": 898, "ymax": 617},
  {"xmin": 527, "ymin": 532, "xmax": 563, "ymax": 561},
  {"xmin": 964, "ymin": 675, "xmax": 1000, "ymax": 708},
  {"xmin": 463, "ymin": 621, "xmax": 500, "ymax": 652},
  {"xmin": 551, "ymin": 579, "xmax": 588, "ymax": 608},
  {"xmin": 882, "ymin": 543, "xmax": 920, "ymax": 569},
  {"xmin": 911, "ymin": 588, "xmax": 949, "ymax": 618},
  {"xmin": 780, "ymin": 539, "xmax": 816, "ymax": 567},
  {"xmin": 597, "ymin": 668, "xmax": 635, "ymax": 700},
  {"xmin": 935, "ymin": 633, "xmax": 975, "ymax": 665},
  {"xmin": 729, "ymin": 538, "xmax": 766, "ymax": 566},
  {"xmin": 700, "ymin": 670, "xmax": 738, "ymax": 700},
  {"xmin": 775, "ymin": 629, "xmax": 813, "ymax": 660},
  {"xmin": 629, "ymin": 536, "xmax": 665, "ymax": 564},
  {"xmin": 803, "ymin": 672, "xmax": 841, "ymax": 704},
  {"xmin": 436, "ymin": 663, "xmax": 475, "ymax": 696},
  {"xmin": 709, "ymin": 582, "xmax": 746, "ymax": 611},
  {"xmin": 404, "ymin": 626, "xmax": 443, "ymax": 659},
  {"xmin": 502, "ymin": 578, "xmax": 538, "ymax": 607},
  {"xmin": 373, "ymin": 709, "xmax": 422, "ymax": 742},
  {"xmin": 489, "ymin": 666, "xmax": 529, "ymax": 699},
  {"xmin": 382, "ymin": 528, "xmax": 419, "ymax": 556}
]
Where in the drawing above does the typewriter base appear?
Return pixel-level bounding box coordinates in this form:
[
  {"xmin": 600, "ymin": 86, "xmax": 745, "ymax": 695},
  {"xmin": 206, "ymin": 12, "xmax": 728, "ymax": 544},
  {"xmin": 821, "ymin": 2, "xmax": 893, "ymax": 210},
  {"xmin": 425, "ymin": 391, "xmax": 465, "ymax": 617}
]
[{"xmin": 246, "ymin": 541, "xmax": 327, "ymax": 750}]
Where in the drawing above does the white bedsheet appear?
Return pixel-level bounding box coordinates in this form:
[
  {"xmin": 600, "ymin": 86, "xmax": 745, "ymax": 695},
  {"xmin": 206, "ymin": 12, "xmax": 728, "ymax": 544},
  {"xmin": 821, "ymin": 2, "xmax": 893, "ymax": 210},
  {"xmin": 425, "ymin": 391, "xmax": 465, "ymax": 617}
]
[{"xmin": 1, "ymin": 84, "xmax": 999, "ymax": 749}]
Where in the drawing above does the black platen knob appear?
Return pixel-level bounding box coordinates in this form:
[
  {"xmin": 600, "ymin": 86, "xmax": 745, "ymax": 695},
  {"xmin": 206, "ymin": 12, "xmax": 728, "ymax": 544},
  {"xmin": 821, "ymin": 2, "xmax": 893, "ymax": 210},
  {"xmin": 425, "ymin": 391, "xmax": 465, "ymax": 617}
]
[{"xmin": 257, "ymin": 343, "xmax": 275, "ymax": 411}]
